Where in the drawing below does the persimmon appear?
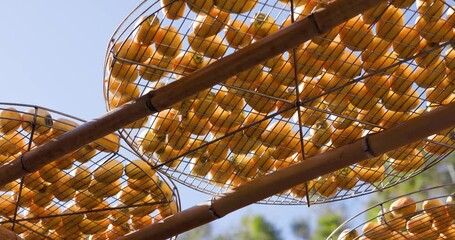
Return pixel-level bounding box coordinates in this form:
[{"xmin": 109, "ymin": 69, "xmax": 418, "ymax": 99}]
[
  {"xmin": 191, "ymin": 94, "xmax": 217, "ymax": 118},
  {"xmin": 376, "ymin": 5, "xmax": 404, "ymax": 41},
  {"xmin": 292, "ymin": 0, "xmax": 318, "ymax": 20},
  {"xmin": 362, "ymin": 1, "xmax": 388, "ymax": 24},
  {"xmin": 353, "ymin": 165, "xmax": 385, "ymax": 184},
  {"xmin": 156, "ymin": 145, "xmax": 183, "ymax": 168},
  {"xmin": 357, "ymin": 104, "xmax": 385, "ymax": 129},
  {"xmin": 361, "ymin": 51, "xmax": 399, "ymax": 74},
  {"xmin": 69, "ymin": 165, "xmax": 92, "ymax": 190},
  {"xmin": 154, "ymin": 26, "xmax": 182, "ymax": 58},
  {"xmin": 244, "ymin": 92, "xmax": 277, "ymax": 114},
  {"xmin": 0, "ymin": 107, "xmax": 21, "ymax": 135},
  {"xmin": 389, "ymin": 64, "xmax": 415, "ymax": 93},
  {"xmin": 390, "ymin": 150, "xmax": 426, "ymax": 172},
  {"xmin": 172, "ymin": 51, "xmax": 206, "ymax": 74},
  {"xmin": 379, "ymin": 110, "xmax": 410, "ymax": 128},
  {"xmin": 92, "ymin": 132, "xmax": 120, "ymax": 153},
  {"xmin": 167, "ymin": 127, "xmax": 191, "ymax": 150},
  {"xmin": 187, "ymin": 33, "xmax": 227, "ymax": 59},
  {"xmin": 390, "ymin": 197, "xmax": 417, "ymax": 218},
  {"xmin": 311, "ymin": 25, "xmax": 340, "ymax": 46},
  {"xmin": 186, "ymin": 0, "xmax": 214, "ymax": 13},
  {"xmin": 214, "ymin": 87, "xmax": 245, "ymax": 112},
  {"xmin": 22, "ymin": 108, "xmax": 53, "ymax": 134},
  {"xmin": 382, "ymin": 89, "xmax": 421, "ymax": 112},
  {"xmin": 260, "ymin": 120, "xmax": 294, "ymax": 147},
  {"xmin": 363, "ymin": 75, "xmax": 390, "ymax": 99},
  {"xmin": 313, "ymin": 175, "xmax": 338, "ymax": 198},
  {"xmin": 93, "ymin": 159, "xmax": 123, "ymax": 183},
  {"xmin": 339, "ymin": 15, "xmax": 373, "ymax": 51},
  {"xmin": 269, "ymin": 61, "xmax": 297, "ymax": 86},
  {"xmin": 225, "ymin": 19, "xmax": 252, "ymax": 49},
  {"xmin": 114, "ymin": 39, "xmax": 153, "ymax": 63},
  {"xmin": 415, "ymin": 39, "xmax": 443, "ymax": 68},
  {"xmin": 160, "ymin": 0, "xmax": 186, "ymax": 20},
  {"xmin": 299, "ymin": 105, "xmax": 327, "ymax": 128},
  {"xmin": 193, "ymin": 7, "xmax": 230, "ymax": 38},
  {"xmin": 306, "ymin": 40, "xmax": 345, "ymax": 61},
  {"xmin": 290, "ymin": 181, "xmax": 315, "ymax": 199},
  {"xmin": 335, "ymin": 168, "xmax": 358, "ymax": 190},
  {"xmin": 252, "ymin": 146, "xmax": 275, "ymax": 174},
  {"xmin": 323, "ymin": 50, "xmax": 362, "ymax": 78},
  {"xmin": 376, "ymin": 209, "xmax": 406, "ymax": 231},
  {"xmin": 38, "ymin": 162, "xmax": 62, "ymax": 184},
  {"xmin": 331, "ymin": 124, "xmax": 363, "ymax": 148},
  {"xmin": 414, "ymin": 61, "xmax": 446, "ymax": 88},
  {"xmin": 426, "ymin": 79, "xmax": 455, "ymax": 104},
  {"xmin": 347, "ymin": 82, "xmax": 378, "ymax": 110},
  {"xmin": 133, "ymin": 14, "xmax": 160, "ymax": 45},
  {"xmin": 208, "ymin": 160, "xmax": 236, "ymax": 186},
  {"xmin": 415, "ymin": 16, "xmax": 454, "ymax": 43},
  {"xmin": 120, "ymin": 186, "xmax": 148, "ymax": 206},
  {"xmin": 332, "ymin": 105, "xmax": 358, "ymax": 130},
  {"xmin": 291, "ymin": 49, "xmax": 324, "ymax": 77},
  {"xmin": 392, "ymin": 26, "xmax": 420, "ymax": 59},
  {"xmin": 262, "ymin": 53, "xmax": 285, "ymax": 69},
  {"xmin": 139, "ymin": 53, "xmax": 172, "ymax": 82},
  {"xmin": 237, "ymin": 64, "xmax": 264, "ymax": 83},
  {"xmin": 209, "ymin": 107, "xmax": 244, "ymax": 131},
  {"xmin": 152, "ymin": 109, "xmax": 180, "ymax": 135},
  {"xmin": 358, "ymin": 155, "xmax": 386, "ymax": 168},
  {"xmin": 23, "ymin": 171, "xmax": 46, "ymax": 191},
  {"xmin": 425, "ymin": 134, "xmax": 455, "ymax": 155},
  {"xmin": 407, "ymin": 213, "xmax": 433, "ymax": 235},
  {"xmin": 190, "ymin": 156, "xmax": 212, "ymax": 177},
  {"xmin": 158, "ymin": 200, "xmax": 178, "ymax": 218},
  {"xmin": 248, "ymin": 12, "xmax": 279, "ymax": 39},
  {"xmin": 50, "ymin": 176, "xmax": 76, "ymax": 202},
  {"xmin": 310, "ymin": 121, "xmax": 333, "ymax": 147},
  {"xmin": 445, "ymin": 47, "xmax": 455, "ymax": 70},
  {"xmin": 215, "ymin": 0, "xmax": 257, "ymax": 13},
  {"xmin": 272, "ymin": 135, "xmax": 302, "ymax": 160},
  {"xmin": 416, "ymin": 0, "xmax": 445, "ymax": 19}
]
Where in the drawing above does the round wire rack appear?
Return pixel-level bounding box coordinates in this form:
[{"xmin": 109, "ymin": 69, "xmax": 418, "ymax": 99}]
[
  {"xmin": 103, "ymin": 0, "xmax": 455, "ymax": 205},
  {"xmin": 0, "ymin": 103, "xmax": 180, "ymax": 239},
  {"xmin": 327, "ymin": 184, "xmax": 455, "ymax": 240}
]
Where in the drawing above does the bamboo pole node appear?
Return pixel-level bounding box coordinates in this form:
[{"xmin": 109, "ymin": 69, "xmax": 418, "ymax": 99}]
[
  {"xmin": 19, "ymin": 154, "xmax": 32, "ymax": 173},
  {"xmin": 144, "ymin": 91, "xmax": 158, "ymax": 112},
  {"xmin": 307, "ymin": 13, "xmax": 323, "ymax": 35},
  {"xmin": 208, "ymin": 198, "xmax": 222, "ymax": 219},
  {"xmin": 361, "ymin": 134, "xmax": 379, "ymax": 158}
]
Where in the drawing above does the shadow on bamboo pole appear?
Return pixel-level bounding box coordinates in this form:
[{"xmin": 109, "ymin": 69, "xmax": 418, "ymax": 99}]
[
  {"xmin": 120, "ymin": 102, "xmax": 455, "ymax": 240},
  {"xmin": 0, "ymin": 0, "xmax": 386, "ymax": 186}
]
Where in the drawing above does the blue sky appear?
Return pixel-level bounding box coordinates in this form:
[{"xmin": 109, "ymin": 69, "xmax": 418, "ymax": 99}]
[{"xmin": 0, "ymin": 1, "xmax": 376, "ymax": 239}]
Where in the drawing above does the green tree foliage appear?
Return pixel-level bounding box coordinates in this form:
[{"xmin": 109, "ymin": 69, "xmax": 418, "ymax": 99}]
[
  {"xmin": 180, "ymin": 224, "xmax": 213, "ymax": 240},
  {"xmin": 180, "ymin": 214, "xmax": 281, "ymax": 240},
  {"xmin": 236, "ymin": 215, "xmax": 282, "ymax": 240},
  {"xmin": 291, "ymin": 218, "xmax": 310, "ymax": 239},
  {"xmin": 311, "ymin": 211, "xmax": 344, "ymax": 240}
]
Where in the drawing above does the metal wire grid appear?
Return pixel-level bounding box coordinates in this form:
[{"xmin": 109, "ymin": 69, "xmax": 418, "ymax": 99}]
[
  {"xmin": 327, "ymin": 184, "xmax": 455, "ymax": 239},
  {"xmin": 0, "ymin": 103, "xmax": 180, "ymax": 239},
  {"xmin": 103, "ymin": 0, "xmax": 455, "ymax": 205}
]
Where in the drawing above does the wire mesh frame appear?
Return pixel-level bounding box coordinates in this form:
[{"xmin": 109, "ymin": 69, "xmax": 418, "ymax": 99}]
[
  {"xmin": 102, "ymin": 0, "xmax": 455, "ymax": 205},
  {"xmin": 327, "ymin": 184, "xmax": 455, "ymax": 240},
  {"xmin": 0, "ymin": 103, "xmax": 181, "ymax": 239}
]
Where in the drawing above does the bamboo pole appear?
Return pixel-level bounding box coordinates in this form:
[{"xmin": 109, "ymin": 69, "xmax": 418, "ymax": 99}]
[
  {"xmin": 0, "ymin": 0, "xmax": 386, "ymax": 186},
  {"xmin": 120, "ymin": 102, "xmax": 455, "ymax": 240}
]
